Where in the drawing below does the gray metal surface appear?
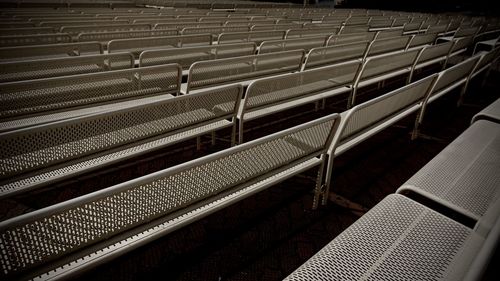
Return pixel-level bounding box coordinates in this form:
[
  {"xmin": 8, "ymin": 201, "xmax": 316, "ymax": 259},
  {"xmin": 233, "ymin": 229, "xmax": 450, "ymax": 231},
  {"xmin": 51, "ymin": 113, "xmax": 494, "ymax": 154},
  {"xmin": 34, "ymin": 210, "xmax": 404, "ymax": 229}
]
[
  {"xmin": 284, "ymin": 194, "xmax": 483, "ymax": 281},
  {"xmin": 400, "ymin": 120, "xmax": 500, "ymax": 222},
  {"xmin": 303, "ymin": 41, "xmax": 369, "ymax": 70},
  {"xmin": 258, "ymin": 36, "xmax": 328, "ymax": 54},
  {"xmin": 0, "ymin": 84, "xmax": 242, "ymax": 198},
  {"xmin": 139, "ymin": 42, "xmax": 256, "ymax": 69},
  {"xmin": 107, "ymin": 34, "xmax": 213, "ymax": 58},
  {"xmin": 240, "ymin": 61, "xmax": 361, "ymax": 143},
  {"xmin": 472, "ymin": 98, "xmax": 500, "ymax": 124},
  {"xmin": 0, "ymin": 33, "xmax": 72, "ymax": 47},
  {"xmin": 366, "ymin": 35, "xmax": 412, "ymax": 57},
  {"xmin": 186, "ymin": 49, "xmax": 304, "ymax": 93},
  {"xmin": 0, "ymin": 112, "xmax": 339, "ymax": 280},
  {"xmin": 61, "ymin": 24, "xmax": 152, "ymax": 36},
  {"xmin": 0, "ymin": 52, "xmax": 134, "ymax": 83},
  {"xmin": 0, "ymin": 64, "xmax": 180, "ymax": 119},
  {"xmin": 408, "ymin": 33, "xmax": 438, "ymax": 49},
  {"xmin": 217, "ymin": 30, "xmax": 286, "ymax": 45},
  {"xmin": 78, "ymin": 29, "xmax": 179, "ymax": 46},
  {"xmin": 325, "ymin": 32, "xmax": 377, "ymax": 46},
  {"xmin": 0, "ymin": 42, "xmax": 103, "ymax": 62}
]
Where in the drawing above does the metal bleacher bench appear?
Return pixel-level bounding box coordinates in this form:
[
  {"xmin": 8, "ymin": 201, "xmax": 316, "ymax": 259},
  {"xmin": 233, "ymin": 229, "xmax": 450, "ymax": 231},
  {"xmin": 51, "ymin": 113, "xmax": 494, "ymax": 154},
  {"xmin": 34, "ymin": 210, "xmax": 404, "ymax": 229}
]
[
  {"xmin": 471, "ymin": 97, "xmax": 500, "ymax": 124},
  {"xmin": 238, "ymin": 61, "xmax": 361, "ymax": 143},
  {"xmin": 0, "ymin": 64, "xmax": 181, "ymax": 122},
  {"xmin": 0, "ymin": 84, "xmax": 242, "ymax": 200},
  {"xmin": 139, "ymin": 42, "xmax": 257, "ymax": 75},
  {"xmin": 284, "ymin": 193, "xmax": 491, "ymax": 281},
  {"xmin": 0, "ymin": 41, "xmax": 103, "ymax": 62},
  {"xmin": 257, "ymin": 35, "xmax": 329, "ymax": 54},
  {"xmin": 107, "ymin": 34, "xmax": 214, "ymax": 59},
  {"xmin": 399, "ymin": 119, "xmax": 500, "ymax": 238},
  {"xmin": 0, "ymin": 52, "xmax": 134, "ymax": 83},
  {"xmin": 286, "ymin": 116, "xmax": 500, "ymax": 281},
  {"xmin": 77, "ymin": 29, "xmax": 180, "ymax": 48},
  {"xmin": 0, "ymin": 113, "xmax": 340, "ymax": 281},
  {"xmin": 217, "ymin": 30, "xmax": 286, "ymax": 45},
  {"xmin": 182, "ymin": 49, "xmax": 305, "ymax": 94},
  {"xmin": 0, "ymin": 33, "xmax": 72, "ymax": 47}
]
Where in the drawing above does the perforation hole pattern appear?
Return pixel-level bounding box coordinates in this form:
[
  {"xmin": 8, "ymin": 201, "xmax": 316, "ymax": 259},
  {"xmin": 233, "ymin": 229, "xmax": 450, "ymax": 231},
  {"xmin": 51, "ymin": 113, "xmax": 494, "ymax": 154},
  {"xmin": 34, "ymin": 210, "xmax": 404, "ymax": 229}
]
[
  {"xmin": 246, "ymin": 62, "xmax": 360, "ymax": 109},
  {"xmin": 432, "ymin": 57, "xmax": 478, "ymax": 94},
  {"xmin": 368, "ymin": 37, "xmax": 410, "ymax": 56},
  {"xmin": 0, "ymin": 117, "xmax": 335, "ymax": 277},
  {"xmin": 284, "ymin": 195, "xmax": 473, "ymax": 281},
  {"xmin": 0, "ymin": 85, "xmax": 238, "ymax": 180},
  {"xmin": 361, "ymin": 50, "xmax": 419, "ymax": 80},
  {"xmin": 405, "ymin": 120, "xmax": 500, "ymax": 217},
  {"xmin": 0, "ymin": 53, "xmax": 133, "ymax": 83},
  {"xmin": 341, "ymin": 75, "xmax": 434, "ymax": 142},
  {"xmin": 0, "ymin": 64, "xmax": 179, "ymax": 119},
  {"xmin": 189, "ymin": 50, "xmax": 303, "ymax": 90},
  {"xmin": 306, "ymin": 42, "xmax": 367, "ymax": 69}
]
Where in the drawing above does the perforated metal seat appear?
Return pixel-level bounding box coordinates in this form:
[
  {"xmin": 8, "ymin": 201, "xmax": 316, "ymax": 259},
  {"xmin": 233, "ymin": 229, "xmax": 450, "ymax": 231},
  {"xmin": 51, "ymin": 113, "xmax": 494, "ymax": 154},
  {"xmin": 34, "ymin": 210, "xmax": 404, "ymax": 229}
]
[
  {"xmin": 412, "ymin": 41, "xmax": 454, "ymax": 71},
  {"xmin": 184, "ymin": 49, "xmax": 304, "ymax": 94},
  {"xmin": 78, "ymin": 29, "xmax": 179, "ymax": 47},
  {"xmin": 284, "ymin": 194, "xmax": 484, "ymax": 281},
  {"xmin": 0, "ymin": 42, "xmax": 103, "ymax": 62},
  {"xmin": 399, "ymin": 120, "xmax": 500, "ymax": 236},
  {"xmin": 472, "ymin": 98, "xmax": 500, "ymax": 124},
  {"xmin": 61, "ymin": 24, "xmax": 152, "ymax": 36},
  {"xmin": 0, "ymin": 33, "xmax": 72, "ymax": 47},
  {"xmin": 365, "ymin": 35, "xmax": 412, "ymax": 58},
  {"xmin": 0, "ymin": 113, "xmax": 340, "ymax": 281},
  {"xmin": 303, "ymin": 41, "xmax": 369, "ymax": 70},
  {"xmin": 139, "ymin": 42, "xmax": 257, "ymax": 70},
  {"xmin": 0, "ymin": 52, "xmax": 134, "ymax": 83},
  {"xmin": 412, "ymin": 53, "xmax": 481, "ymax": 138},
  {"xmin": 258, "ymin": 36, "xmax": 328, "ymax": 54},
  {"xmin": 217, "ymin": 30, "xmax": 286, "ymax": 45},
  {"xmin": 0, "ymin": 64, "xmax": 180, "ymax": 120},
  {"xmin": 351, "ymin": 49, "xmax": 421, "ymax": 107},
  {"xmin": 239, "ymin": 61, "xmax": 361, "ymax": 143},
  {"xmin": 0, "ymin": 84, "xmax": 242, "ymax": 199},
  {"xmin": 325, "ymin": 32, "xmax": 377, "ymax": 46},
  {"xmin": 0, "ymin": 95, "xmax": 174, "ymax": 133},
  {"xmin": 107, "ymin": 34, "xmax": 213, "ymax": 58}
]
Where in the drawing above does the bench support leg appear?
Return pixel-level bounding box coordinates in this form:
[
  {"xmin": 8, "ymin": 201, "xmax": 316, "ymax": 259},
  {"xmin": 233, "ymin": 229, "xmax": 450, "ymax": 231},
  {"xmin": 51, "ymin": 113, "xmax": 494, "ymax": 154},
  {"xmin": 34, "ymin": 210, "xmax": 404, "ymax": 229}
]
[
  {"xmin": 211, "ymin": 132, "xmax": 216, "ymax": 146},
  {"xmin": 312, "ymin": 161, "xmax": 327, "ymax": 210}
]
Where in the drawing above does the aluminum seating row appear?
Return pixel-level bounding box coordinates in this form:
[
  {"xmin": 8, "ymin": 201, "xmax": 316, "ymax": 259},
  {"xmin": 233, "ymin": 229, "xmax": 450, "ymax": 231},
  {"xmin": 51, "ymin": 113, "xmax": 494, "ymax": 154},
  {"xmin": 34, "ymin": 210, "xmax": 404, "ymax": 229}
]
[
  {"xmin": 285, "ymin": 68, "xmax": 500, "ymax": 281},
  {"xmin": 1, "ymin": 47, "xmax": 495, "ymax": 281}
]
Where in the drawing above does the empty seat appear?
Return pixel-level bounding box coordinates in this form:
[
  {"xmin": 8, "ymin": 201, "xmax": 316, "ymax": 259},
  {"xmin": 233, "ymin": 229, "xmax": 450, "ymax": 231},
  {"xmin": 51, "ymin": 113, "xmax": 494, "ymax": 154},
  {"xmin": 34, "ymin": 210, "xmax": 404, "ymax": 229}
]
[{"xmin": 284, "ymin": 194, "xmax": 485, "ymax": 281}]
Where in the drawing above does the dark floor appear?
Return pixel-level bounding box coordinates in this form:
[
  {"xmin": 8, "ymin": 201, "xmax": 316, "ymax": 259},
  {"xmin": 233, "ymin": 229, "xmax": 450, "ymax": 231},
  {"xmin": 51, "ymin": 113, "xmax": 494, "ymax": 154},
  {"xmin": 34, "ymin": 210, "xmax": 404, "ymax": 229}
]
[{"xmin": 62, "ymin": 68, "xmax": 498, "ymax": 279}]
